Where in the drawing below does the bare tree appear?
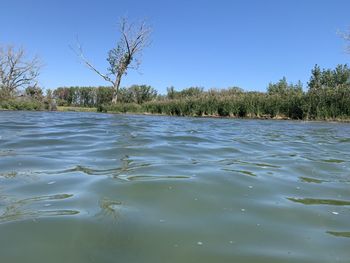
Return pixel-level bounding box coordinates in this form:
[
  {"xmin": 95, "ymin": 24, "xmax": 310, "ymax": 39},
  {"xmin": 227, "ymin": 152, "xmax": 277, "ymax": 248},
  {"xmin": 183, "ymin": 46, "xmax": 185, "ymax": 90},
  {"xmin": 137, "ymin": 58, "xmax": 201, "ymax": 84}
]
[
  {"xmin": 0, "ymin": 45, "xmax": 41, "ymax": 97},
  {"xmin": 74, "ymin": 18, "xmax": 151, "ymax": 103}
]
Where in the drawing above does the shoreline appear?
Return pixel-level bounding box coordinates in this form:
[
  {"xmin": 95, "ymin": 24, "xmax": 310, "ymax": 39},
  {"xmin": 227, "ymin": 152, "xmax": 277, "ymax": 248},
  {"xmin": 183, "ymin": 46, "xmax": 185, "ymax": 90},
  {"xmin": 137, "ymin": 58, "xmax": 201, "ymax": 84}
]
[{"xmin": 2, "ymin": 107, "xmax": 349, "ymax": 123}]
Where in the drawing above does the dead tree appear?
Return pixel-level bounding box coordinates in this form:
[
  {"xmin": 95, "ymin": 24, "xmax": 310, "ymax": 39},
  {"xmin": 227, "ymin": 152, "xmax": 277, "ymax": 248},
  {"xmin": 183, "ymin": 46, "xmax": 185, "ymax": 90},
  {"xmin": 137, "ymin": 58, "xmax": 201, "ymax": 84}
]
[
  {"xmin": 74, "ymin": 18, "xmax": 151, "ymax": 103},
  {"xmin": 0, "ymin": 45, "xmax": 41, "ymax": 97}
]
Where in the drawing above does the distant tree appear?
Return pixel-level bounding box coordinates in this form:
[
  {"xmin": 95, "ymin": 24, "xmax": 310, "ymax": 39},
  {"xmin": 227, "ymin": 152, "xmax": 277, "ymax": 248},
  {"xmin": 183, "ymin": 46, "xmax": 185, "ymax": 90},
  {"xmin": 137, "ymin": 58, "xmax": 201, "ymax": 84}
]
[
  {"xmin": 268, "ymin": 77, "xmax": 302, "ymax": 96},
  {"xmin": 96, "ymin": 86, "xmax": 114, "ymax": 106},
  {"xmin": 333, "ymin": 64, "xmax": 350, "ymax": 84},
  {"xmin": 74, "ymin": 17, "xmax": 151, "ymax": 103},
  {"xmin": 226, "ymin": 87, "xmax": 244, "ymax": 94},
  {"xmin": 306, "ymin": 64, "xmax": 350, "ymax": 119},
  {"xmin": 308, "ymin": 65, "xmax": 322, "ymax": 91},
  {"xmin": 53, "ymin": 87, "xmax": 70, "ymax": 106},
  {"xmin": 25, "ymin": 86, "xmax": 43, "ymax": 100},
  {"xmin": 308, "ymin": 64, "xmax": 350, "ymax": 90},
  {"xmin": 166, "ymin": 86, "xmax": 177, "ymax": 99},
  {"xmin": 268, "ymin": 77, "xmax": 289, "ymax": 95},
  {"xmin": 178, "ymin": 87, "xmax": 204, "ymax": 98},
  {"xmin": 0, "ymin": 45, "xmax": 41, "ymax": 97},
  {"xmin": 45, "ymin": 89, "xmax": 57, "ymax": 111},
  {"xmin": 130, "ymin": 85, "xmax": 157, "ymax": 104},
  {"xmin": 119, "ymin": 85, "xmax": 157, "ymax": 104}
]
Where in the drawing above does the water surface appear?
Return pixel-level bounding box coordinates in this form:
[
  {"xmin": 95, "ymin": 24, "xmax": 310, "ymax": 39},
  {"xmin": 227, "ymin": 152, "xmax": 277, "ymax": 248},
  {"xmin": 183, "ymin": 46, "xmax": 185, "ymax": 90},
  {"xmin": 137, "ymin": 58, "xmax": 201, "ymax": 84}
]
[{"xmin": 0, "ymin": 111, "xmax": 349, "ymax": 263}]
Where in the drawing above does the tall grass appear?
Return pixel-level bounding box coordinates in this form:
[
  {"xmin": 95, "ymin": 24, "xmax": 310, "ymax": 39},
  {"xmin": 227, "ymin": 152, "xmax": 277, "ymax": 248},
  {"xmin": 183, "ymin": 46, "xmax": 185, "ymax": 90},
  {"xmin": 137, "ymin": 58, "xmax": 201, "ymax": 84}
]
[{"xmin": 1, "ymin": 64, "xmax": 349, "ymax": 121}]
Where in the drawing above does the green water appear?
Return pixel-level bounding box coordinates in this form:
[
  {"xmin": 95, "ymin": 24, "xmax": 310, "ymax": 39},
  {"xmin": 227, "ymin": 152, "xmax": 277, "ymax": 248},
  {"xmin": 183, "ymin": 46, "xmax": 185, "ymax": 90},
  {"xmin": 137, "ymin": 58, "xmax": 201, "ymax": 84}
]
[{"xmin": 0, "ymin": 111, "xmax": 349, "ymax": 263}]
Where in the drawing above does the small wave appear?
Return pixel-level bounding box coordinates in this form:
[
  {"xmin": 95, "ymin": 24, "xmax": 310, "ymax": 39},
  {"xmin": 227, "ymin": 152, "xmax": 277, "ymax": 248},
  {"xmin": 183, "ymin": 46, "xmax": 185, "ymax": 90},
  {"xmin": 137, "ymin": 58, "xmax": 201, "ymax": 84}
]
[
  {"xmin": 222, "ymin": 168, "xmax": 256, "ymax": 177},
  {"xmin": 21, "ymin": 194, "xmax": 73, "ymax": 203},
  {"xmin": 299, "ymin": 177, "xmax": 326, "ymax": 184},
  {"xmin": 326, "ymin": 231, "xmax": 350, "ymax": 238},
  {"xmin": 338, "ymin": 138, "xmax": 350, "ymax": 143},
  {"xmin": 0, "ymin": 150, "xmax": 16, "ymax": 157},
  {"xmin": 0, "ymin": 209, "xmax": 79, "ymax": 224},
  {"xmin": 221, "ymin": 159, "xmax": 281, "ymax": 169},
  {"xmin": 321, "ymin": 159, "xmax": 345, "ymax": 164},
  {"xmin": 287, "ymin": 197, "xmax": 350, "ymax": 206},
  {"xmin": 40, "ymin": 163, "xmax": 151, "ymax": 177},
  {"xmin": 0, "ymin": 193, "xmax": 76, "ymax": 224},
  {"xmin": 117, "ymin": 174, "xmax": 191, "ymax": 181}
]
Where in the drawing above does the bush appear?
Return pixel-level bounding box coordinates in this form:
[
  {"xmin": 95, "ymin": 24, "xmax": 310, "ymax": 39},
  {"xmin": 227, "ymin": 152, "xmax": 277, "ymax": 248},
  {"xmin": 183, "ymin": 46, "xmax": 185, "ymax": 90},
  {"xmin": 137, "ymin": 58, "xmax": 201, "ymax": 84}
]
[
  {"xmin": 0, "ymin": 98, "xmax": 44, "ymax": 111},
  {"xmin": 106, "ymin": 103, "xmax": 142, "ymax": 113}
]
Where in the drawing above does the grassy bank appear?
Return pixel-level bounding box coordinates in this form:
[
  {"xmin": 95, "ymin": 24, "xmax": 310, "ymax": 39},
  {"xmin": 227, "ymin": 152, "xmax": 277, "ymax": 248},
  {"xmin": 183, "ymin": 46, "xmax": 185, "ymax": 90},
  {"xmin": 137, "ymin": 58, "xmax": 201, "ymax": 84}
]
[
  {"xmin": 1, "ymin": 64, "xmax": 349, "ymax": 122},
  {"xmin": 2, "ymin": 98, "xmax": 350, "ymax": 122},
  {"xmin": 95, "ymin": 96, "xmax": 350, "ymax": 122},
  {"xmin": 57, "ymin": 106, "xmax": 97, "ymax": 112}
]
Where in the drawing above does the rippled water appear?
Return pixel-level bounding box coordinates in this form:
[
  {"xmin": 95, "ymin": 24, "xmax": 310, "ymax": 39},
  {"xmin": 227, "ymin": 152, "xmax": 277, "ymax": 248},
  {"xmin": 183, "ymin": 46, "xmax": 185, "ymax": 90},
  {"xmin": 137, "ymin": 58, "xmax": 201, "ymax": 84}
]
[{"xmin": 0, "ymin": 111, "xmax": 349, "ymax": 263}]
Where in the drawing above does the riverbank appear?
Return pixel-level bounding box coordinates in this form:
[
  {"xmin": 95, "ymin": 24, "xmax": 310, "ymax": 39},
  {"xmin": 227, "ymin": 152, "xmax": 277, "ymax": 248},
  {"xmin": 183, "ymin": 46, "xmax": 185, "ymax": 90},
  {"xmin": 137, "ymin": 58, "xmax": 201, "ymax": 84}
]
[
  {"xmin": 57, "ymin": 105, "xmax": 350, "ymax": 123},
  {"xmin": 57, "ymin": 106, "xmax": 97, "ymax": 112},
  {"xmin": 1, "ymin": 101, "xmax": 350, "ymax": 123}
]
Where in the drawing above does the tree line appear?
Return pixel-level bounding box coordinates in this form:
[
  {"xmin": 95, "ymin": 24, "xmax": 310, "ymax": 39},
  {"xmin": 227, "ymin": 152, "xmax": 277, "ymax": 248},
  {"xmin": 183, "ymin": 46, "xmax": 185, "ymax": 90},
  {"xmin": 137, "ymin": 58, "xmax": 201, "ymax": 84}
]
[
  {"xmin": 1, "ymin": 63, "xmax": 350, "ymax": 120},
  {"xmin": 139, "ymin": 64, "xmax": 349, "ymax": 120},
  {"xmin": 47, "ymin": 63, "xmax": 349, "ymax": 120}
]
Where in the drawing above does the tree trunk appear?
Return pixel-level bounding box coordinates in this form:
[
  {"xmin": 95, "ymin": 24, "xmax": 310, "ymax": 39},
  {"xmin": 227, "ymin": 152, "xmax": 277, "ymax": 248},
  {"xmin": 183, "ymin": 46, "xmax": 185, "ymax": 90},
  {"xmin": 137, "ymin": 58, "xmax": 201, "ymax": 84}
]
[{"xmin": 112, "ymin": 73, "xmax": 122, "ymax": 103}]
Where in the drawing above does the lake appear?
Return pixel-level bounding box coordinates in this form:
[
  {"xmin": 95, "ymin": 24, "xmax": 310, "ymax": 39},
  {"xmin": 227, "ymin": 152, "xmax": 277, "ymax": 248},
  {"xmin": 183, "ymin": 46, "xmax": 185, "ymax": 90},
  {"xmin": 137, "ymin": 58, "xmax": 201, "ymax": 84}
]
[{"xmin": 0, "ymin": 111, "xmax": 349, "ymax": 263}]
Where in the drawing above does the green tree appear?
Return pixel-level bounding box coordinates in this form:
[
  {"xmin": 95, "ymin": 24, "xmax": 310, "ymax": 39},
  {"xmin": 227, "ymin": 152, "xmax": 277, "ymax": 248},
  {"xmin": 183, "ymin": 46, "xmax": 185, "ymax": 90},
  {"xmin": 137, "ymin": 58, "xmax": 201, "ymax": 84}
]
[
  {"xmin": 25, "ymin": 86, "xmax": 43, "ymax": 101},
  {"xmin": 119, "ymin": 85, "xmax": 157, "ymax": 104},
  {"xmin": 178, "ymin": 87, "xmax": 204, "ymax": 98},
  {"xmin": 166, "ymin": 86, "xmax": 177, "ymax": 99}
]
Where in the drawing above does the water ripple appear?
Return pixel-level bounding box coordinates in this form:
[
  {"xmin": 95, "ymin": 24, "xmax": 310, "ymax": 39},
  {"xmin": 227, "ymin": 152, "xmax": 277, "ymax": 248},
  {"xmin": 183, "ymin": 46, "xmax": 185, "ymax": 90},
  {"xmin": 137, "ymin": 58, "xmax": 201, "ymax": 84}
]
[
  {"xmin": 326, "ymin": 231, "xmax": 350, "ymax": 238},
  {"xmin": 1, "ymin": 111, "xmax": 350, "ymax": 263},
  {"xmin": 0, "ymin": 193, "xmax": 77, "ymax": 223},
  {"xmin": 287, "ymin": 197, "xmax": 350, "ymax": 206}
]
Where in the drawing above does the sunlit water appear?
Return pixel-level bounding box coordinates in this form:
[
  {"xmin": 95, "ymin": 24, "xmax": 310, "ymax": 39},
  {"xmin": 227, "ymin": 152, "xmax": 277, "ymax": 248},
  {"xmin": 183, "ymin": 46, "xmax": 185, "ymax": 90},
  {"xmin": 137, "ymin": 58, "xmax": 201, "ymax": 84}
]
[{"xmin": 0, "ymin": 111, "xmax": 349, "ymax": 263}]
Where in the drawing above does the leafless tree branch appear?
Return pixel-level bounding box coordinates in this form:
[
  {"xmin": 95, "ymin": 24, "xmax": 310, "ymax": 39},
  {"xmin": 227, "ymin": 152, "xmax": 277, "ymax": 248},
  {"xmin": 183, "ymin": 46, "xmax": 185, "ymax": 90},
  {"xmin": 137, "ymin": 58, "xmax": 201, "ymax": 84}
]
[
  {"xmin": 70, "ymin": 39, "xmax": 114, "ymax": 85},
  {"xmin": 0, "ymin": 45, "xmax": 41, "ymax": 96},
  {"xmin": 74, "ymin": 17, "xmax": 151, "ymax": 103}
]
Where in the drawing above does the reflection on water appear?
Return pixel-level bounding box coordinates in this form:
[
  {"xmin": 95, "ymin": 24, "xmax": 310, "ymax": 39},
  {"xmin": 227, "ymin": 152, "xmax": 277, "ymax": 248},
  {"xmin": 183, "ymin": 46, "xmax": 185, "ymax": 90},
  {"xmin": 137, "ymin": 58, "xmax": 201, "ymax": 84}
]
[
  {"xmin": 327, "ymin": 231, "xmax": 350, "ymax": 238},
  {"xmin": 0, "ymin": 111, "xmax": 350, "ymax": 263},
  {"xmin": 98, "ymin": 198, "xmax": 122, "ymax": 220},
  {"xmin": 322, "ymin": 159, "xmax": 345, "ymax": 163},
  {"xmin": 0, "ymin": 193, "xmax": 77, "ymax": 223},
  {"xmin": 0, "ymin": 171, "xmax": 18, "ymax": 178},
  {"xmin": 222, "ymin": 168, "xmax": 256, "ymax": 177},
  {"xmin": 299, "ymin": 176, "xmax": 326, "ymax": 184},
  {"xmin": 287, "ymin": 197, "xmax": 350, "ymax": 206}
]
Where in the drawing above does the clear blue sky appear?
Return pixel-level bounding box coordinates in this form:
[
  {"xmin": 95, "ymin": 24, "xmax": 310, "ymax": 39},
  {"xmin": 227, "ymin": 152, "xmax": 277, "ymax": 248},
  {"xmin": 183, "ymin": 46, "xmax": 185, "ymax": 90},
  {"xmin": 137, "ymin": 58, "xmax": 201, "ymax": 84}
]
[{"xmin": 1, "ymin": 0, "xmax": 349, "ymax": 93}]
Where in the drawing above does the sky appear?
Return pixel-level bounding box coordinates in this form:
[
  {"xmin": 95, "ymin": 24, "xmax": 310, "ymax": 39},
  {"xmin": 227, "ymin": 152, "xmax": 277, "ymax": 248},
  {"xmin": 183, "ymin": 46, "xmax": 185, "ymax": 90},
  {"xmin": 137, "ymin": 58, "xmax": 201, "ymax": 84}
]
[{"xmin": 1, "ymin": 0, "xmax": 349, "ymax": 93}]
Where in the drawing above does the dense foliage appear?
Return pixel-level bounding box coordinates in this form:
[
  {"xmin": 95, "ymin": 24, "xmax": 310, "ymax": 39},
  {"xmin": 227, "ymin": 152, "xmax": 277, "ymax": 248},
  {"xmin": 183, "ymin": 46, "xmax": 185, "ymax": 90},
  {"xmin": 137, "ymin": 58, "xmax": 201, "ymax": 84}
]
[
  {"xmin": 0, "ymin": 85, "xmax": 56, "ymax": 111},
  {"xmin": 1, "ymin": 64, "xmax": 349, "ymax": 121},
  {"xmin": 52, "ymin": 85, "xmax": 157, "ymax": 107},
  {"xmin": 53, "ymin": 86, "xmax": 113, "ymax": 107},
  {"xmin": 138, "ymin": 64, "xmax": 350, "ymax": 120},
  {"xmin": 0, "ymin": 98, "xmax": 45, "ymax": 111},
  {"xmin": 305, "ymin": 64, "xmax": 350, "ymax": 119},
  {"xmin": 140, "ymin": 64, "xmax": 349, "ymax": 120}
]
